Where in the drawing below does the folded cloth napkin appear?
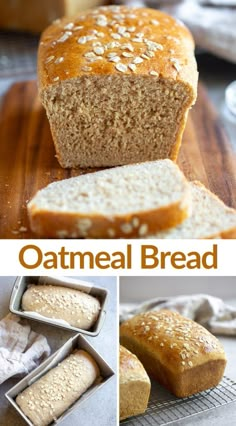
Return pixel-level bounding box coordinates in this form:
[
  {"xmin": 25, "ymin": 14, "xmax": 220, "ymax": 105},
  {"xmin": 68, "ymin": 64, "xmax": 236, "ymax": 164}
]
[
  {"xmin": 164, "ymin": 0, "xmax": 236, "ymax": 63},
  {"xmin": 120, "ymin": 294, "xmax": 236, "ymax": 335},
  {"xmin": 122, "ymin": 0, "xmax": 236, "ymax": 63},
  {"xmin": 0, "ymin": 313, "xmax": 51, "ymax": 385}
]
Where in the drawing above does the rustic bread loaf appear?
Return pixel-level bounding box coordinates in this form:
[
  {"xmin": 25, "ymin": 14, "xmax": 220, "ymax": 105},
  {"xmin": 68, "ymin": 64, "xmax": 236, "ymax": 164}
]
[
  {"xmin": 120, "ymin": 345, "xmax": 151, "ymax": 420},
  {"xmin": 38, "ymin": 5, "xmax": 198, "ymax": 168},
  {"xmin": 27, "ymin": 159, "xmax": 191, "ymax": 238},
  {"xmin": 0, "ymin": 0, "xmax": 105, "ymax": 33},
  {"xmin": 16, "ymin": 349, "xmax": 100, "ymax": 426},
  {"xmin": 120, "ymin": 310, "xmax": 226, "ymax": 398},
  {"xmin": 22, "ymin": 285, "xmax": 100, "ymax": 329},
  {"xmin": 149, "ymin": 181, "xmax": 236, "ymax": 239}
]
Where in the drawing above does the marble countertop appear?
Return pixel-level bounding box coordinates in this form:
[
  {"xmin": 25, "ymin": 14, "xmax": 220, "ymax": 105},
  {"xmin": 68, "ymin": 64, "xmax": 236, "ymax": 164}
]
[{"xmin": 0, "ymin": 276, "xmax": 118, "ymax": 426}]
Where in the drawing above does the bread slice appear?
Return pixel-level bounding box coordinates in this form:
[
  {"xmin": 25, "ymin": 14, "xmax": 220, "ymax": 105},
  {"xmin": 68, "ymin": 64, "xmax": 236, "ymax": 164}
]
[
  {"xmin": 120, "ymin": 345, "xmax": 151, "ymax": 420},
  {"xmin": 148, "ymin": 181, "xmax": 236, "ymax": 239},
  {"xmin": 38, "ymin": 5, "xmax": 198, "ymax": 168},
  {"xmin": 27, "ymin": 159, "xmax": 191, "ymax": 238}
]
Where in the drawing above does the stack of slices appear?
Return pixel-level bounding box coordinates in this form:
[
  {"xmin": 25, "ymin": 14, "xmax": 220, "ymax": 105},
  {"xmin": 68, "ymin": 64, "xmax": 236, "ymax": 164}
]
[{"xmin": 27, "ymin": 159, "xmax": 236, "ymax": 239}]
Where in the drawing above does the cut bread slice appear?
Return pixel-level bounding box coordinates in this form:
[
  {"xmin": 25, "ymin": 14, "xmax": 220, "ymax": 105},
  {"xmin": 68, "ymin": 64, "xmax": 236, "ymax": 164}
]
[
  {"xmin": 28, "ymin": 159, "xmax": 191, "ymax": 238},
  {"xmin": 148, "ymin": 181, "xmax": 236, "ymax": 239}
]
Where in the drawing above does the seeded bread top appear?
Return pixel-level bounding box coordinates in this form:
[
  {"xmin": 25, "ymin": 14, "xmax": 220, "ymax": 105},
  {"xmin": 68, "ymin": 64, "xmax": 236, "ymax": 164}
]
[
  {"xmin": 22, "ymin": 285, "xmax": 101, "ymax": 329},
  {"xmin": 16, "ymin": 350, "xmax": 100, "ymax": 426},
  {"xmin": 38, "ymin": 5, "xmax": 198, "ymax": 96},
  {"xmin": 120, "ymin": 310, "xmax": 226, "ymax": 373}
]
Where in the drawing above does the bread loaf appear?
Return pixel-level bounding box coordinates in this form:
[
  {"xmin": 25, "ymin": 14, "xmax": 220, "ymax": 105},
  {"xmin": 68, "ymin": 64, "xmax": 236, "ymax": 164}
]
[
  {"xmin": 22, "ymin": 285, "xmax": 100, "ymax": 330},
  {"xmin": 149, "ymin": 181, "xmax": 236, "ymax": 239},
  {"xmin": 16, "ymin": 349, "xmax": 100, "ymax": 426},
  {"xmin": 38, "ymin": 5, "xmax": 198, "ymax": 168},
  {"xmin": 27, "ymin": 159, "xmax": 191, "ymax": 238},
  {"xmin": 0, "ymin": 0, "xmax": 105, "ymax": 33},
  {"xmin": 120, "ymin": 345, "xmax": 151, "ymax": 420},
  {"xmin": 120, "ymin": 310, "xmax": 226, "ymax": 398}
]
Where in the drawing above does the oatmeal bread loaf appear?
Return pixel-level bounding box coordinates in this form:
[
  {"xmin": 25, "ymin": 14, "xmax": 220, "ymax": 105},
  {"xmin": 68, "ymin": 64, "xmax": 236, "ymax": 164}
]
[
  {"xmin": 120, "ymin": 345, "xmax": 151, "ymax": 420},
  {"xmin": 149, "ymin": 181, "xmax": 236, "ymax": 239},
  {"xmin": 22, "ymin": 285, "xmax": 101, "ymax": 329},
  {"xmin": 120, "ymin": 310, "xmax": 226, "ymax": 398},
  {"xmin": 27, "ymin": 160, "xmax": 191, "ymax": 238},
  {"xmin": 16, "ymin": 349, "xmax": 100, "ymax": 426},
  {"xmin": 38, "ymin": 5, "xmax": 198, "ymax": 168}
]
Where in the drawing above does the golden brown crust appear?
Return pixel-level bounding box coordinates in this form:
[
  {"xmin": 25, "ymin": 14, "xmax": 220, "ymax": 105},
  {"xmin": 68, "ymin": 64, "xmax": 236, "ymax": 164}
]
[
  {"xmin": 147, "ymin": 180, "xmax": 236, "ymax": 239},
  {"xmin": 120, "ymin": 310, "xmax": 226, "ymax": 397},
  {"xmin": 38, "ymin": 5, "xmax": 198, "ymax": 98},
  {"xmin": 192, "ymin": 181, "xmax": 236, "ymax": 239},
  {"xmin": 217, "ymin": 229, "xmax": 236, "ymax": 239},
  {"xmin": 37, "ymin": 5, "xmax": 198, "ymax": 170},
  {"xmin": 120, "ymin": 345, "xmax": 150, "ymax": 385},
  {"xmin": 28, "ymin": 197, "xmax": 190, "ymax": 238},
  {"xmin": 119, "ymin": 346, "xmax": 151, "ymax": 420}
]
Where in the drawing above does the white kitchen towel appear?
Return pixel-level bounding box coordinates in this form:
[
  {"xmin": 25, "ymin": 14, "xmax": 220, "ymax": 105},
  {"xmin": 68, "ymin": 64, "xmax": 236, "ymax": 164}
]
[
  {"xmin": 120, "ymin": 294, "xmax": 236, "ymax": 335},
  {"xmin": 165, "ymin": 0, "xmax": 236, "ymax": 63},
  {"xmin": 123, "ymin": 0, "xmax": 236, "ymax": 63},
  {"xmin": 0, "ymin": 313, "xmax": 51, "ymax": 385}
]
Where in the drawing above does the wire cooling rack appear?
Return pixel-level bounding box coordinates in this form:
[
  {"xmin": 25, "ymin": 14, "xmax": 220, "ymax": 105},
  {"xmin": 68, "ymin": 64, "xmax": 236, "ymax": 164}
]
[
  {"xmin": 121, "ymin": 376, "xmax": 236, "ymax": 425},
  {"xmin": 0, "ymin": 30, "xmax": 38, "ymax": 78}
]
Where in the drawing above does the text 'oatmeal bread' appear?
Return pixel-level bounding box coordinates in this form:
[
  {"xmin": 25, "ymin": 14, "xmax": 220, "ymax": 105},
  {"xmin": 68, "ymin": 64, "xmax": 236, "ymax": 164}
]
[
  {"xmin": 22, "ymin": 285, "xmax": 101, "ymax": 329},
  {"xmin": 27, "ymin": 159, "xmax": 191, "ymax": 238},
  {"xmin": 16, "ymin": 350, "xmax": 100, "ymax": 426},
  {"xmin": 120, "ymin": 310, "xmax": 226, "ymax": 398},
  {"xmin": 148, "ymin": 181, "xmax": 236, "ymax": 239},
  {"xmin": 120, "ymin": 345, "xmax": 151, "ymax": 420},
  {"xmin": 38, "ymin": 5, "xmax": 198, "ymax": 168}
]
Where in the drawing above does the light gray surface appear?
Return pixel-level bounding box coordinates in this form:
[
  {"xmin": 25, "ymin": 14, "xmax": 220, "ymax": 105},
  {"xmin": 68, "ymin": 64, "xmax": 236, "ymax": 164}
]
[
  {"xmin": 120, "ymin": 276, "xmax": 236, "ymax": 425},
  {"xmin": 120, "ymin": 276, "xmax": 236, "ymax": 302},
  {"xmin": 0, "ymin": 276, "xmax": 118, "ymax": 426}
]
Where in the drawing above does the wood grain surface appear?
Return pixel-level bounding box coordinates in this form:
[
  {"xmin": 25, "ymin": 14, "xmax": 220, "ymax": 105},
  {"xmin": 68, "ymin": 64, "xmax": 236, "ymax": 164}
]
[{"xmin": 0, "ymin": 80, "xmax": 235, "ymax": 239}]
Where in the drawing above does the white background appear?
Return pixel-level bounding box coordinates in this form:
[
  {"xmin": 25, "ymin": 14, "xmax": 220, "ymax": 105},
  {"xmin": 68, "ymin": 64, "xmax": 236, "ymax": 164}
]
[{"xmin": 0, "ymin": 239, "xmax": 235, "ymax": 275}]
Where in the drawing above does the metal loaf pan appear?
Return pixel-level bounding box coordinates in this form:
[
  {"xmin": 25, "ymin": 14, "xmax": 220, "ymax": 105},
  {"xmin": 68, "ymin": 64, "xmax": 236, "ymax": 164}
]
[
  {"xmin": 6, "ymin": 333, "xmax": 115, "ymax": 426},
  {"xmin": 9, "ymin": 276, "xmax": 108, "ymax": 336}
]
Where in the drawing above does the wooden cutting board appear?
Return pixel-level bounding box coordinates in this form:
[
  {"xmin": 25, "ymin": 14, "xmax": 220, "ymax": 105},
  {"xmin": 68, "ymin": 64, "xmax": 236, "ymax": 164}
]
[{"xmin": 0, "ymin": 80, "xmax": 235, "ymax": 239}]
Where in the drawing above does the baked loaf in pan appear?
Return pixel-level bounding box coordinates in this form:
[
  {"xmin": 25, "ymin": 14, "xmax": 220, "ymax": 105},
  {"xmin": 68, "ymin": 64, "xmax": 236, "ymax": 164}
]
[
  {"xmin": 38, "ymin": 5, "xmax": 198, "ymax": 168},
  {"xmin": 120, "ymin": 310, "xmax": 226, "ymax": 398},
  {"xmin": 120, "ymin": 345, "xmax": 151, "ymax": 420},
  {"xmin": 149, "ymin": 181, "xmax": 236, "ymax": 239},
  {"xmin": 16, "ymin": 349, "xmax": 100, "ymax": 426},
  {"xmin": 27, "ymin": 159, "xmax": 191, "ymax": 238},
  {"xmin": 22, "ymin": 285, "xmax": 101, "ymax": 330}
]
